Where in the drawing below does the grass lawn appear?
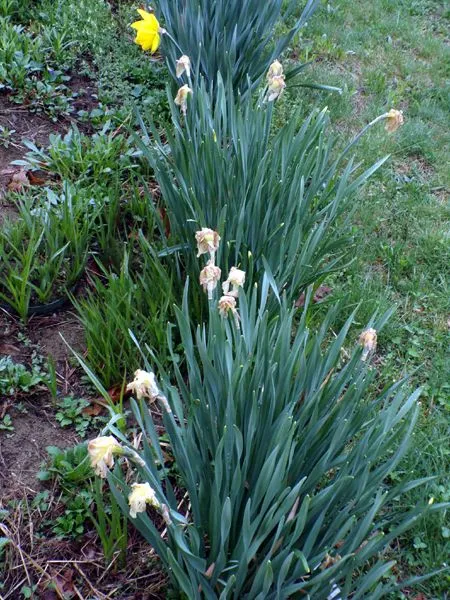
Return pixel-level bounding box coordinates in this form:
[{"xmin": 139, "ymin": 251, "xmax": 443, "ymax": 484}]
[
  {"xmin": 282, "ymin": 0, "xmax": 449, "ymax": 594},
  {"xmin": 0, "ymin": 0, "xmax": 448, "ymax": 597}
]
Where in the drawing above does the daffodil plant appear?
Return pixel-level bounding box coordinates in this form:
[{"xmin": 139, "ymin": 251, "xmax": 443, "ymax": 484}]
[
  {"xmin": 146, "ymin": 0, "xmax": 317, "ymax": 93},
  {"xmin": 137, "ymin": 76, "xmax": 389, "ymax": 309},
  {"xmin": 87, "ymin": 283, "xmax": 442, "ymax": 598}
]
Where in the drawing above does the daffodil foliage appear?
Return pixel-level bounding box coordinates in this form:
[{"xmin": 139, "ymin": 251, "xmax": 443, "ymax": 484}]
[
  {"xmin": 105, "ymin": 285, "xmax": 439, "ymax": 598},
  {"xmin": 137, "ymin": 77, "xmax": 388, "ymax": 309},
  {"xmin": 152, "ymin": 0, "xmax": 317, "ymax": 93}
]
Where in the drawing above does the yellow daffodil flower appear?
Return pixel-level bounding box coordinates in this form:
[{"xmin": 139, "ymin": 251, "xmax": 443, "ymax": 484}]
[
  {"xmin": 131, "ymin": 9, "xmax": 162, "ymax": 53},
  {"xmin": 88, "ymin": 436, "xmax": 123, "ymax": 478},
  {"xmin": 128, "ymin": 482, "xmax": 160, "ymax": 518}
]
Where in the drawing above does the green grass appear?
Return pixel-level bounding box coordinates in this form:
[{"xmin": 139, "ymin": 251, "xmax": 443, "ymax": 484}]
[{"xmin": 280, "ymin": 0, "xmax": 449, "ymax": 596}]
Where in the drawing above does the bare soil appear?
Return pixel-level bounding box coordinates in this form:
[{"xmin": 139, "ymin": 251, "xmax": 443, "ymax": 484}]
[{"xmin": 0, "ymin": 310, "xmax": 85, "ymax": 499}]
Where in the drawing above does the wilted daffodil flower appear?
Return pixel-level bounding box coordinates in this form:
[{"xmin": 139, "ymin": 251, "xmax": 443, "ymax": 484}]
[
  {"xmin": 174, "ymin": 84, "xmax": 193, "ymax": 115},
  {"xmin": 385, "ymin": 108, "xmax": 404, "ymax": 133},
  {"xmin": 267, "ymin": 59, "xmax": 283, "ymax": 80},
  {"xmin": 127, "ymin": 369, "xmax": 160, "ymax": 401},
  {"xmin": 88, "ymin": 436, "xmax": 123, "ymax": 478},
  {"xmin": 267, "ymin": 75, "xmax": 286, "ymax": 102},
  {"xmin": 200, "ymin": 261, "xmax": 222, "ymax": 299},
  {"xmin": 128, "ymin": 482, "xmax": 160, "ymax": 518},
  {"xmin": 359, "ymin": 327, "xmax": 377, "ymax": 361},
  {"xmin": 131, "ymin": 9, "xmax": 164, "ymax": 53},
  {"xmin": 222, "ymin": 267, "xmax": 246, "ymax": 297},
  {"xmin": 218, "ymin": 295, "xmax": 237, "ymax": 318},
  {"xmin": 176, "ymin": 54, "xmax": 191, "ymax": 78},
  {"xmin": 195, "ymin": 228, "xmax": 220, "ymax": 258}
]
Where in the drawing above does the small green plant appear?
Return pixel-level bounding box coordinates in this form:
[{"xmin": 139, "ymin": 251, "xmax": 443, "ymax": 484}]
[
  {"xmin": 14, "ymin": 125, "xmax": 137, "ymax": 182},
  {"xmin": 73, "ymin": 236, "xmax": 175, "ymax": 388},
  {"xmin": 55, "ymin": 396, "xmax": 94, "ymax": 437},
  {"xmin": 0, "ymin": 125, "xmax": 15, "ymax": 148},
  {"xmin": 51, "ymin": 490, "xmax": 93, "ymax": 539},
  {"xmin": 90, "ymin": 479, "xmax": 128, "ymax": 567},
  {"xmin": 0, "ymin": 184, "xmax": 97, "ymax": 320},
  {"xmin": 0, "ymin": 414, "xmax": 14, "ymax": 432},
  {"xmin": 0, "ymin": 355, "xmax": 49, "ymax": 396},
  {"xmin": 37, "ymin": 443, "xmax": 94, "ymax": 487}
]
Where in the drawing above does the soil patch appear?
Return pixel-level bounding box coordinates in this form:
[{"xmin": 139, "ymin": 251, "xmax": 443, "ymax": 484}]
[{"xmin": 0, "ymin": 407, "xmax": 77, "ymax": 498}]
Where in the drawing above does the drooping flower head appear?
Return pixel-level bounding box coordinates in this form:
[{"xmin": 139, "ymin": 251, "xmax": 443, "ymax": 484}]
[
  {"xmin": 128, "ymin": 482, "xmax": 160, "ymax": 518},
  {"xmin": 174, "ymin": 84, "xmax": 193, "ymax": 115},
  {"xmin": 359, "ymin": 328, "xmax": 377, "ymax": 361},
  {"xmin": 218, "ymin": 295, "xmax": 237, "ymax": 318},
  {"xmin": 131, "ymin": 9, "xmax": 163, "ymax": 53},
  {"xmin": 195, "ymin": 228, "xmax": 220, "ymax": 258},
  {"xmin": 267, "ymin": 75, "xmax": 286, "ymax": 102},
  {"xmin": 126, "ymin": 369, "xmax": 160, "ymax": 401},
  {"xmin": 267, "ymin": 60, "xmax": 283, "ymax": 81},
  {"xmin": 176, "ymin": 55, "xmax": 191, "ymax": 78},
  {"xmin": 88, "ymin": 436, "xmax": 123, "ymax": 478},
  {"xmin": 222, "ymin": 267, "xmax": 246, "ymax": 297},
  {"xmin": 385, "ymin": 109, "xmax": 404, "ymax": 133},
  {"xmin": 200, "ymin": 261, "xmax": 222, "ymax": 299}
]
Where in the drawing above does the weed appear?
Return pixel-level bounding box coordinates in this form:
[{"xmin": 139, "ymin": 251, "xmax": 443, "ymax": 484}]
[{"xmin": 54, "ymin": 396, "xmax": 94, "ymax": 438}]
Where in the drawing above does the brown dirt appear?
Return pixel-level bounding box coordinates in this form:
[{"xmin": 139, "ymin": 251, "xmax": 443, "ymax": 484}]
[
  {"xmin": 0, "ymin": 408, "xmax": 77, "ymax": 497},
  {"xmin": 0, "ymin": 74, "xmax": 97, "ymax": 199},
  {"xmin": 0, "ymin": 308, "xmax": 86, "ymax": 499}
]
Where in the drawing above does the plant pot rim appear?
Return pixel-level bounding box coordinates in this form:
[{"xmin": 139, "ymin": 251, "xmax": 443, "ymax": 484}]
[{"xmin": 0, "ymin": 280, "xmax": 80, "ymax": 317}]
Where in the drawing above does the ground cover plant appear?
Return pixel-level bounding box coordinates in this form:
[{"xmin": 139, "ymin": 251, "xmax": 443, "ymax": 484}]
[{"xmin": 0, "ymin": 0, "xmax": 448, "ymax": 598}]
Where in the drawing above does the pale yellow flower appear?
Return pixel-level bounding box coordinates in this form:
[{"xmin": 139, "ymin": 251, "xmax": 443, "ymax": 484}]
[
  {"xmin": 385, "ymin": 109, "xmax": 404, "ymax": 133},
  {"xmin": 176, "ymin": 55, "xmax": 191, "ymax": 78},
  {"xmin": 267, "ymin": 75, "xmax": 286, "ymax": 102},
  {"xmin": 128, "ymin": 482, "xmax": 160, "ymax": 518},
  {"xmin": 131, "ymin": 9, "xmax": 162, "ymax": 53},
  {"xmin": 359, "ymin": 328, "xmax": 377, "ymax": 361},
  {"xmin": 174, "ymin": 84, "xmax": 193, "ymax": 115},
  {"xmin": 126, "ymin": 369, "xmax": 160, "ymax": 401},
  {"xmin": 88, "ymin": 436, "xmax": 123, "ymax": 478},
  {"xmin": 218, "ymin": 295, "xmax": 237, "ymax": 318},
  {"xmin": 200, "ymin": 261, "xmax": 222, "ymax": 299},
  {"xmin": 222, "ymin": 267, "xmax": 246, "ymax": 297},
  {"xmin": 267, "ymin": 60, "xmax": 283, "ymax": 81},
  {"xmin": 195, "ymin": 228, "xmax": 220, "ymax": 257}
]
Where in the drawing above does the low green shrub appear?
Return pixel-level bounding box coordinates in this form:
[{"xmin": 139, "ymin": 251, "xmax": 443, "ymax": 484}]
[
  {"xmin": 93, "ymin": 284, "xmax": 442, "ymax": 598},
  {"xmin": 14, "ymin": 125, "xmax": 138, "ymax": 182}
]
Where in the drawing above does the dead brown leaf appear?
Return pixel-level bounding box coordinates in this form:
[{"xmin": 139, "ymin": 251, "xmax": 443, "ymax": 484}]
[
  {"xmin": 295, "ymin": 284, "xmax": 333, "ymax": 307},
  {"xmin": 8, "ymin": 169, "xmax": 29, "ymax": 192}
]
